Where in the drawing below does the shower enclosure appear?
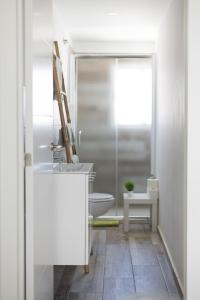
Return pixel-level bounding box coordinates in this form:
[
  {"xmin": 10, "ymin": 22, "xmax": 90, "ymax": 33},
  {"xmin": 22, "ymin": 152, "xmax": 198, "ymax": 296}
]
[{"xmin": 76, "ymin": 57, "xmax": 153, "ymax": 216}]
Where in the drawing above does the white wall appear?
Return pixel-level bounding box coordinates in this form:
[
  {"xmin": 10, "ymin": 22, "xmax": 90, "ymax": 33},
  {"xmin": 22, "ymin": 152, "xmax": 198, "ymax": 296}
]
[
  {"xmin": 72, "ymin": 40, "xmax": 156, "ymax": 54},
  {"xmin": 0, "ymin": 0, "xmax": 25, "ymax": 299},
  {"xmin": 54, "ymin": 6, "xmax": 73, "ymax": 94},
  {"xmin": 53, "ymin": 4, "xmax": 76, "ymax": 151},
  {"xmin": 187, "ymin": 0, "xmax": 200, "ymax": 299},
  {"xmin": 156, "ymin": 0, "xmax": 186, "ymax": 291}
]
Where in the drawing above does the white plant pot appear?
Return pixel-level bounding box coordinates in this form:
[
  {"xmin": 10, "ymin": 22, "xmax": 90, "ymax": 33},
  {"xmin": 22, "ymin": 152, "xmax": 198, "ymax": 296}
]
[{"xmin": 127, "ymin": 191, "xmax": 134, "ymax": 197}]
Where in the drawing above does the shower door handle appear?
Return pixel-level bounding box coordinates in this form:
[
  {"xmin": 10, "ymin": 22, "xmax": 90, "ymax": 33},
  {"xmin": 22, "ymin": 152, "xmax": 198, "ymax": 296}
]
[{"xmin": 78, "ymin": 130, "xmax": 82, "ymax": 147}]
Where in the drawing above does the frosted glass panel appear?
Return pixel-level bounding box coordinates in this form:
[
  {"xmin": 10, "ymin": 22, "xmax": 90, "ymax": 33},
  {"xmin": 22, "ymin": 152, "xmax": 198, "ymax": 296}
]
[
  {"xmin": 114, "ymin": 58, "xmax": 152, "ymax": 126},
  {"xmin": 76, "ymin": 57, "xmax": 152, "ymax": 215},
  {"xmin": 116, "ymin": 58, "xmax": 152, "ymax": 208},
  {"xmin": 77, "ymin": 58, "xmax": 117, "ymax": 210}
]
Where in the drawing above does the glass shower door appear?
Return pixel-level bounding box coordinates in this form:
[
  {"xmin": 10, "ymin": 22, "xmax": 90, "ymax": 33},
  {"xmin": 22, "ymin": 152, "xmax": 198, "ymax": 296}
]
[
  {"xmin": 76, "ymin": 57, "xmax": 153, "ymax": 217},
  {"xmin": 115, "ymin": 58, "xmax": 152, "ymax": 214},
  {"xmin": 76, "ymin": 58, "xmax": 117, "ymax": 214}
]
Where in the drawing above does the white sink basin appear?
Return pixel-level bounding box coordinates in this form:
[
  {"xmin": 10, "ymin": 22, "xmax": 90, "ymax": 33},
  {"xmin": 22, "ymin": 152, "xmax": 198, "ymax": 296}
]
[
  {"xmin": 34, "ymin": 163, "xmax": 93, "ymax": 174},
  {"xmin": 53, "ymin": 163, "xmax": 90, "ymax": 173}
]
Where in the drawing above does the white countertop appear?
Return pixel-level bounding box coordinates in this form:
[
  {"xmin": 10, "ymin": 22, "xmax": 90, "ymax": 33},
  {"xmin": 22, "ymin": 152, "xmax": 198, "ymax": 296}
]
[
  {"xmin": 53, "ymin": 163, "xmax": 93, "ymax": 174},
  {"xmin": 34, "ymin": 163, "xmax": 94, "ymax": 174}
]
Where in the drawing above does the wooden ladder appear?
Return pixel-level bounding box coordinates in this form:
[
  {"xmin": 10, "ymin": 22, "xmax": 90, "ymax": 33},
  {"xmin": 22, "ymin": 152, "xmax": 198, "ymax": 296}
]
[{"xmin": 53, "ymin": 41, "xmax": 76, "ymax": 162}]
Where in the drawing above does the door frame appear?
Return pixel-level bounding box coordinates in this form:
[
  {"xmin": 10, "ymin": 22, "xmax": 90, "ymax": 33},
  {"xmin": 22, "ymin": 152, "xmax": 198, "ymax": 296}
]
[
  {"xmin": 24, "ymin": 0, "xmax": 34, "ymax": 298},
  {"xmin": 73, "ymin": 53, "xmax": 157, "ymax": 178},
  {"xmin": 0, "ymin": 0, "xmax": 30, "ymax": 299}
]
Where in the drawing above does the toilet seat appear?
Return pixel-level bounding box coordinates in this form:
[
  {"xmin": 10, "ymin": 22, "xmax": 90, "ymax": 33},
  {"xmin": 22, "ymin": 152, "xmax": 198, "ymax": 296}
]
[
  {"xmin": 89, "ymin": 193, "xmax": 114, "ymax": 202},
  {"xmin": 89, "ymin": 193, "xmax": 115, "ymax": 217}
]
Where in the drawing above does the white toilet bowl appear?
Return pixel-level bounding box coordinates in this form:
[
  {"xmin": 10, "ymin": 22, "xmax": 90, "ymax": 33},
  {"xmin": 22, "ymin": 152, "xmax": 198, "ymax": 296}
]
[{"xmin": 89, "ymin": 193, "xmax": 114, "ymax": 218}]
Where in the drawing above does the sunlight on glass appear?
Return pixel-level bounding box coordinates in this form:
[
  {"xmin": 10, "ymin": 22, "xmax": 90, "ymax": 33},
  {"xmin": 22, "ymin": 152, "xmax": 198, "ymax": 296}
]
[{"xmin": 114, "ymin": 60, "xmax": 152, "ymax": 126}]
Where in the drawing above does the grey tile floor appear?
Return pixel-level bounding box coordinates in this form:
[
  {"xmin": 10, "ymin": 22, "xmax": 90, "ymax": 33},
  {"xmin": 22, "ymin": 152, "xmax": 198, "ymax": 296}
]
[{"xmin": 54, "ymin": 223, "xmax": 182, "ymax": 300}]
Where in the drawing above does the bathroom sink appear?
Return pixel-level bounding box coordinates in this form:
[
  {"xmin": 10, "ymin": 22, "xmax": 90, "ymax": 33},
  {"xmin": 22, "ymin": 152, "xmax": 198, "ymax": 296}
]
[
  {"xmin": 53, "ymin": 163, "xmax": 85, "ymax": 172},
  {"xmin": 34, "ymin": 163, "xmax": 54, "ymax": 173}
]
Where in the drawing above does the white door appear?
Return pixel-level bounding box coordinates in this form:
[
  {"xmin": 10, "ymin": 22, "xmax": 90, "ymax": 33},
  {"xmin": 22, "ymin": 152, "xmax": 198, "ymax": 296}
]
[{"xmin": 25, "ymin": 0, "xmax": 54, "ymax": 299}]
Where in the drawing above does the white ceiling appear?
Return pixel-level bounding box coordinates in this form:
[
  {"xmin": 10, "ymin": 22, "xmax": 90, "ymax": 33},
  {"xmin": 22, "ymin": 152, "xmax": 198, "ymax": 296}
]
[{"xmin": 56, "ymin": 0, "xmax": 171, "ymax": 43}]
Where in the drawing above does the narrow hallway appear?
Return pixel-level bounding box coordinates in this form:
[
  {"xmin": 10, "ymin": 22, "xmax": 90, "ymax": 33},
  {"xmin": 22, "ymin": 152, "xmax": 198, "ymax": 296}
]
[
  {"xmin": 3, "ymin": 0, "xmax": 200, "ymax": 298},
  {"xmin": 55, "ymin": 224, "xmax": 182, "ymax": 300}
]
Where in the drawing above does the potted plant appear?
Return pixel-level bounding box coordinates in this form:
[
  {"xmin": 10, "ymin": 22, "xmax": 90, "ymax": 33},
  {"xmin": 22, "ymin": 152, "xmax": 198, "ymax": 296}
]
[{"xmin": 124, "ymin": 180, "xmax": 135, "ymax": 197}]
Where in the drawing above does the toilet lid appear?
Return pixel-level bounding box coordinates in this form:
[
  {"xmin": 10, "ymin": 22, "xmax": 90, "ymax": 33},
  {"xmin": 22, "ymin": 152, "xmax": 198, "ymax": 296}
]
[{"xmin": 89, "ymin": 193, "xmax": 114, "ymax": 202}]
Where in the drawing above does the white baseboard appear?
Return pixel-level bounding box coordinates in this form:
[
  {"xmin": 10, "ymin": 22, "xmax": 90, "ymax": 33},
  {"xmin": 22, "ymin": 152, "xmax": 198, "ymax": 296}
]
[{"xmin": 157, "ymin": 225, "xmax": 184, "ymax": 295}]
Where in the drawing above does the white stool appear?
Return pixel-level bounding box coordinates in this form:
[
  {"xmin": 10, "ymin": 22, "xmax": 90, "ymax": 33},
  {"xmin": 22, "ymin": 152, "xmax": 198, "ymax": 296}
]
[{"xmin": 123, "ymin": 192, "xmax": 158, "ymax": 233}]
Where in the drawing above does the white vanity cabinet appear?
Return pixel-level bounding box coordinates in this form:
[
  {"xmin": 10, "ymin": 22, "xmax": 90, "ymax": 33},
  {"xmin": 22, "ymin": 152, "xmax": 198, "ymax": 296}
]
[{"xmin": 53, "ymin": 163, "xmax": 94, "ymax": 268}]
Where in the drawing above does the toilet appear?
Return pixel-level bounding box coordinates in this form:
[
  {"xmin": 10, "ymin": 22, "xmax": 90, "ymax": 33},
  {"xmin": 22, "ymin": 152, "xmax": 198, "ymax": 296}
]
[{"xmin": 89, "ymin": 193, "xmax": 114, "ymax": 218}]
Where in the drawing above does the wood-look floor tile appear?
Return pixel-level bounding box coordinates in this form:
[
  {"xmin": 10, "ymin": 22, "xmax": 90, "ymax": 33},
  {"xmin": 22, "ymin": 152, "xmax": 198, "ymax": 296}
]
[
  {"xmin": 130, "ymin": 246, "xmax": 158, "ymax": 266},
  {"xmin": 68, "ymin": 292, "xmax": 103, "ymax": 300},
  {"xmin": 129, "ymin": 231, "xmax": 151, "ymax": 239},
  {"xmin": 103, "ymin": 293, "xmax": 137, "ymax": 300},
  {"xmin": 54, "ymin": 266, "xmax": 65, "ymax": 294},
  {"xmin": 151, "ymin": 233, "xmax": 162, "ymax": 246},
  {"xmin": 129, "ymin": 235, "xmax": 152, "ymax": 249},
  {"xmin": 88, "ymin": 255, "xmax": 105, "ymax": 293},
  {"xmin": 54, "ymin": 266, "xmax": 76, "ymax": 298},
  {"xmin": 103, "ymin": 277, "xmax": 135, "ymax": 300},
  {"xmin": 105, "ymin": 244, "xmax": 133, "ymax": 278},
  {"xmin": 54, "ymin": 227, "xmax": 181, "ymax": 300},
  {"xmin": 54, "ymin": 295, "xmax": 68, "ymax": 300},
  {"xmin": 129, "ymin": 224, "xmax": 146, "ymax": 232},
  {"xmin": 106, "ymin": 228, "xmax": 128, "ymax": 245},
  {"xmin": 136, "ymin": 294, "xmax": 170, "ymax": 299},
  {"xmin": 169, "ymin": 294, "xmax": 182, "ymax": 300},
  {"xmin": 70, "ymin": 255, "xmax": 105, "ymax": 293},
  {"xmin": 93, "ymin": 230, "xmax": 106, "ymax": 256},
  {"xmin": 144, "ymin": 223, "xmax": 152, "ymax": 232},
  {"xmin": 134, "ymin": 265, "xmax": 168, "ymax": 295}
]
